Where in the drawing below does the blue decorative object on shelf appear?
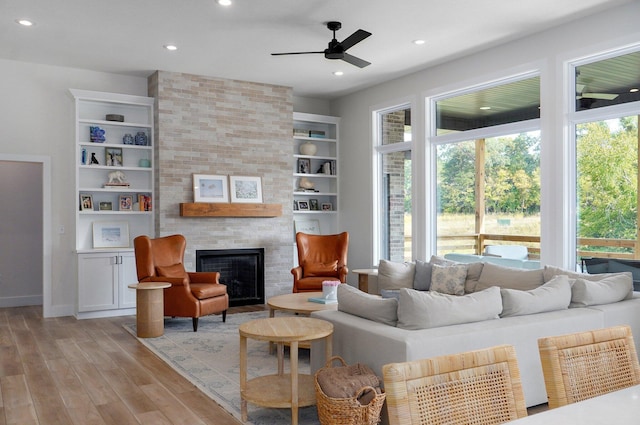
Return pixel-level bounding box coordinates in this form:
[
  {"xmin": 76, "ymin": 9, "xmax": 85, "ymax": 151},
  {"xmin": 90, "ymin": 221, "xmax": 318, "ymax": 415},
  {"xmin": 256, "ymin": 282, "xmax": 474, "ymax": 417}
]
[
  {"xmin": 135, "ymin": 131, "xmax": 148, "ymax": 146},
  {"xmin": 123, "ymin": 133, "xmax": 134, "ymax": 145},
  {"xmin": 89, "ymin": 126, "xmax": 105, "ymax": 143},
  {"xmin": 81, "ymin": 148, "xmax": 87, "ymax": 165}
]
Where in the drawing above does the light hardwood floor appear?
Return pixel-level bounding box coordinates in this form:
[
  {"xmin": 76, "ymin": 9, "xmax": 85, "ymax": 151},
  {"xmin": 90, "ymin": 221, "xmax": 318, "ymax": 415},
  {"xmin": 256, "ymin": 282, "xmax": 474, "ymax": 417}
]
[
  {"xmin": 0, "ymin": 305, "xmax": 264, "ymax": 425},
  {"xmin": 0, "ymin": 304, "xmax": 547, "ymax": 424}
]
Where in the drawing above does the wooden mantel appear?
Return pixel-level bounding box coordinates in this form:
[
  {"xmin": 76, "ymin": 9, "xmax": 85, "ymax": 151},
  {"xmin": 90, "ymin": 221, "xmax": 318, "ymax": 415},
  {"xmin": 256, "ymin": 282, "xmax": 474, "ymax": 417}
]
[{"xmin": 180, "ymin": 203, "xmax": 282, "ymax": 217}]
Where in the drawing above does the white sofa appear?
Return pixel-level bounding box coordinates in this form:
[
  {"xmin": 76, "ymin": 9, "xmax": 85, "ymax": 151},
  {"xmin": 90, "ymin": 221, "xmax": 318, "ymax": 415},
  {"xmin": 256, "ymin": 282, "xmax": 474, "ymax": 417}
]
[{"xmin": 310, "ymin": 260, "xmax": 640, "ymax": 410}]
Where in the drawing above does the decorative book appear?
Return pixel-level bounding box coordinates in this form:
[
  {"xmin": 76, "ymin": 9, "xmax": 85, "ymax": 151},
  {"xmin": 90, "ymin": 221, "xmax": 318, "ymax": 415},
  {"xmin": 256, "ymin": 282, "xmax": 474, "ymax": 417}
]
[{"xmin": 308, "ymin": 297, "xmax": 337, "ymax": 304}]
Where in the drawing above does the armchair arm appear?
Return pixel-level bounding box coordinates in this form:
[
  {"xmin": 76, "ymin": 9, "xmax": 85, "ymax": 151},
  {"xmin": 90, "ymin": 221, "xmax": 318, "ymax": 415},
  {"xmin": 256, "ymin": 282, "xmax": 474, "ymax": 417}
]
[
  {"xmin": 291, "ymin": 266, "xmax": 303, "ymax": 280},
  {"xmin": 338, "ymin": 265, "xmax": 349, "ymax": 283},
  {"xmin": 188, "ymin": 272, "xmax": 220, "ymax": 284}
]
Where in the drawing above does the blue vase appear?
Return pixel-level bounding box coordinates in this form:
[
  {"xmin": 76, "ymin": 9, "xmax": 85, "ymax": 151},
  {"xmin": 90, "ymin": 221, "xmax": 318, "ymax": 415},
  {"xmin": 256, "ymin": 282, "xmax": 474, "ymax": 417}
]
[
  {"xmin": 89, "ymin": 126, "xmax": 105, "ymax": 143},
  {"xmin": 135, "ymin": 132, "xmax": 148, "ymax": 146},
  {"xmin": 123, "ymin": 133, "xmax": 134, "ymax": 145}
]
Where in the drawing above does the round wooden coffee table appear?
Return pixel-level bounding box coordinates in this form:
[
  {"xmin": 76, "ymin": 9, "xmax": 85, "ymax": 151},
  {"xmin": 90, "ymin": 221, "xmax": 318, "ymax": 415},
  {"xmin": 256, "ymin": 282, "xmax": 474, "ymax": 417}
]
[
  {"xmin": 267, "ymin": 292, "xmax": 338, "ymax": 352},
  {"xmin": 267, "ymin": 291, "xmax": 338, "ymax": 317},
  {"xmin": 239, "ymin": 316, "xmax": 333, "ymax": 425}
]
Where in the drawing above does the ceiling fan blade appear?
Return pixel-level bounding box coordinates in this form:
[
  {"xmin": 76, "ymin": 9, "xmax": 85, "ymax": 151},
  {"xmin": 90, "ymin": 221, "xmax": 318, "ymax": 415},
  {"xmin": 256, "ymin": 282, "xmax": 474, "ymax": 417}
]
[
  {"xmin": 340, "ymin": 29, "xmax": 372, "ymax": 51},
  {"xmin": 581, "ymin": 92, "xmax": 619, "ymax": 100},
  {"xmin": 271, "ymin": 51, "xmax": 325, "ymax": 56},
  {"xmin": 342, "ymin": 53, "xmax": 371, "ymax": 68}
]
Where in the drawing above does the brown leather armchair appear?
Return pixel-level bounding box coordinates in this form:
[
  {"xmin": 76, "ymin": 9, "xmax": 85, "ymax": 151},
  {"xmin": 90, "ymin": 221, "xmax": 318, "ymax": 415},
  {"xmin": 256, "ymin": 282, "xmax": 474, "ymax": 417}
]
[
  {"xmin": 133, "ymin": 234, "xmax": 228, "ymax": 331},
  {"xmin": 291, "ymin": 232, "xmax": 349, "ymax": 293}
]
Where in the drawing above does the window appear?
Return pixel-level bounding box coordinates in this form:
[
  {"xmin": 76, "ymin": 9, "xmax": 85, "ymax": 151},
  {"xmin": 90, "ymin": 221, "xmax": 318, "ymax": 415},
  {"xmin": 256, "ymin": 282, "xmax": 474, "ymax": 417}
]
[
  {"xmin": 572, "ymin": 50, "xmax": 640, "ymax": 264},
  {"xmin": 375, "ymin": 107, "xmax": 412, "ymax": 263},
  {"xmin": 431, "ymin": 74, "xmax": 541, "ymax": 258}
]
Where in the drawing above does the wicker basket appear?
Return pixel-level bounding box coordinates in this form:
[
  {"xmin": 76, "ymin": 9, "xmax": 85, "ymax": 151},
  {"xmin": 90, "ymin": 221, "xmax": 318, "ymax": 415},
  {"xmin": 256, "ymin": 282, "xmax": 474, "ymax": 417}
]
[{"xmin": 314, "ymin": 356, "xmax": 386, "ymax": 425}]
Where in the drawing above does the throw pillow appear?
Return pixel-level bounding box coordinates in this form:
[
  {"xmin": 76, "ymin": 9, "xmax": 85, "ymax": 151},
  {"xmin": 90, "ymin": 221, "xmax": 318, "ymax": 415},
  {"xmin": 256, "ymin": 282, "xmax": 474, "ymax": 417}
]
[
  {"xmin": 429, "ymin": 263, "xmax": 467, "ymax": 295},
  {"xmin": 500, "ymin": 275, "xmax": 571, "ymax": 317},
  {"xmin": 413, "ymin": 255, "xmax": 460, "ymax": 291},
  {"xmin": 303, "ymin": 260, "xmax": 338, "ymax": 278},
  {"xmin": 337, "ymin": 284, "xmax": 398, "ymax": 326},
  {"xmin": 397, "ymin": 287, "xmax": 502, "ymax": 330},
  {"xmin": 377, "ymin": 259, "xmax": 415, "ymax": 291},
  {"xmin": 570, "ymin": 274, "xmax": 633, "ymax": 307},
  {"xmin": 156, "ymin": 263, "xmax": 188, "ymax": 279},
  {"xmin": 464, "ymin": 262, "xmax": 485, "ymax": 293},
  {"xmin": 475, "ymin": 262, "xmax": 544, "ymax": 292}
]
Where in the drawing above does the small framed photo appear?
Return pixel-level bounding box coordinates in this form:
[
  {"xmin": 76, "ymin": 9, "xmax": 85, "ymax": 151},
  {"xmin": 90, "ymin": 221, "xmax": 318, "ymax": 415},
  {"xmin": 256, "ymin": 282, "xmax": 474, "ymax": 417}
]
[
  {"xmin": 309, "ymin": 199, "xmax": 319, "ymax": 210},
  {"xmin": 293, "ymin": 200, "xmax": 299, "ymax": 210},
  {"xmin": 92, "ymin": 221, "xmax": 129, "ymax": 249},
  {"xmin": 193, "ymin": 174, "xmax": 229, "ymax": 203},
  {"xmin": 105, "ymin": 147, "xmax": 123, "ymax": 167},
  {"xmin": 297, "ymin": 158, "xmax": 311, "ymax": 174},
  {"xmin": 80, "ymin": 194, "xmax": 94, "ymax": 211},
  {"xmin": 322, "ymin": 202, "xmax": 333, "ymax": 211},
  {"xmin": 119, "ymin": 195, "xmax": 133, "ymax": 211},
  {"xmin": 230, "ymin": 176, "xmax": 263, "ymax": 203},
  {"xmin": 294, "ymin": 219, "xmax": 321, "ymax": 235},
  {"xmin": 99, "ymin": 201, "xmax": 113, "ymax": 211},
  {"xmin": 298, "ymin": 200, "xmax": 309, "ymax": 211}
]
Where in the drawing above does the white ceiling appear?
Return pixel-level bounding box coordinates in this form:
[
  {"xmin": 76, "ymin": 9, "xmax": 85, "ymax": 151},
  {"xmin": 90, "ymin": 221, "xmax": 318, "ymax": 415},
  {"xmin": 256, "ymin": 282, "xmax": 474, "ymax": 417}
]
[{"xmin": 1, "ymin": 0, "xmax": 633, "ymax": 99}]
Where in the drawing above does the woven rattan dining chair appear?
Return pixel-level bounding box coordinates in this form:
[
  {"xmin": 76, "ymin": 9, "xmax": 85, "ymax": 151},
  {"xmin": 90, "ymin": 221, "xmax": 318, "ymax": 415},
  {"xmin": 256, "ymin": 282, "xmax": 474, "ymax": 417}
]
[
  {"xmin": 382, "ymin": 345, "xmax": 527, "ymax": 425},
  {"xmin": 538, "ymin": 324, "xmax": 640, "ymax": 409}
]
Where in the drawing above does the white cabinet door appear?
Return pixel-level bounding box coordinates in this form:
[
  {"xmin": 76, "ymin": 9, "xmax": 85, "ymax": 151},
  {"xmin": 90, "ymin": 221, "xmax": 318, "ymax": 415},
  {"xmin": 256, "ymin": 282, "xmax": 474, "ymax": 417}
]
[
  {"xmin": 78, "ymin": 252, "xmax": 118, "ymax": 312},
  {"xmin": 119, "ymin": 252, "xmax": 137, "ymax": 309}
]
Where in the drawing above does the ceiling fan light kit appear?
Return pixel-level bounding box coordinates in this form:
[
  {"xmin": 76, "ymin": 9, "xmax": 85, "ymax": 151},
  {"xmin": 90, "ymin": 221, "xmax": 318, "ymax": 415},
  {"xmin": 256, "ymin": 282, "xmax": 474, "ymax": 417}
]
[{"xmin": 271, "ymin": 21, "xmax": 372, "ymax": 68}]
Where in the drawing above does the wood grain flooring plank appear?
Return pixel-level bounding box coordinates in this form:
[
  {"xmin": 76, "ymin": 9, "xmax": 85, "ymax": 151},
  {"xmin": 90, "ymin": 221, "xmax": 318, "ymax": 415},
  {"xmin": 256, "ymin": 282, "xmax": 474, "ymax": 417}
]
[
  {"xmin": 0, "ymin": 375, "xmax": 37, "ymax": 425},
  {"xmin": 136, "ymin": 410, "xmax": 174, "ymax": 425},
  {"xmin": 98, "ymin": 368, "xmax": 157, "ymax": 415},
  {"xmin": 0, "ymin": 347, "xmax": 23, "ymax": 378},
  {"xmin": 139, "ymin": 383, "xmax": 206, "ymax": 425},
  {"xmin": 95, "ymin": 400, "xmax": 140, "ymax": 425},
  {"xmin": 70, "ymin": 362, "xmax": 120, "ymax": 406},
  {"xmin": 175, "ymin": 389, "xmax": 240, "ymax": 425}
]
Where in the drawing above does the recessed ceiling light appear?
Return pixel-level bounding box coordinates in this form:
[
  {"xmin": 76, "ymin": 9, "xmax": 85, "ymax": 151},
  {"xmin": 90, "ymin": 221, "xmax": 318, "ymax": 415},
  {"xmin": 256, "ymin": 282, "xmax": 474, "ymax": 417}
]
[
  {"xmin": 164, "ymin": 44, "xmax": 178, "ymax": 51},
  {"xmin": 412, "ymin": 39, "xmax": 426, "ymax": 45},
  {"xmin": 333, "ymin": 71, "xmax": 344, "ymax": 76},
  {"xmin": 631, "ymin": 88, "xmax": 639, "ymax": 93},
  {"xmin": 479, "ymin": 106, "xmax": 491, "ymax": 110},
  {"xmin": 217, "ymin": 0, "xmax": 232, "ymax": 5},
  {"xmin": 16, "ymin": 19, "xmax": 34, "ymax": 26}
]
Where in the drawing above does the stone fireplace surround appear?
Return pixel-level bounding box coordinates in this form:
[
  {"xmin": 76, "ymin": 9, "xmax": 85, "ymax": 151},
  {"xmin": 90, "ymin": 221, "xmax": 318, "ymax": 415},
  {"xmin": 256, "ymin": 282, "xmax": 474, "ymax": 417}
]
[{"xmin": 148, "ymin": 71, "xmax": 295, "ymax": 299}]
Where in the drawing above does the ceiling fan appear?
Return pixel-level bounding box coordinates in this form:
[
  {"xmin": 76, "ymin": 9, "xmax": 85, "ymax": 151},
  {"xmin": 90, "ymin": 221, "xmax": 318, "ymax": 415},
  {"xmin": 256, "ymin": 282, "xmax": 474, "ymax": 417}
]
[
  {"xmin": 271, "ymin": 21, "xmax": 372, "ymax": 68},
  {"xmin": 576, "ymin": 83, "xmax": 619, "ymax": 101}
]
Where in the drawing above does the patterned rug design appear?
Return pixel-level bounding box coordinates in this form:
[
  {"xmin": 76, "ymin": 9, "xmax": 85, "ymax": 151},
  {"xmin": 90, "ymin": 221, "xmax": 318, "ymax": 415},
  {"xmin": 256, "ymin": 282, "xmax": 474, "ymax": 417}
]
[{"xmin": 125, "ymin": 312, "xmax": 321, "ymax": 425}]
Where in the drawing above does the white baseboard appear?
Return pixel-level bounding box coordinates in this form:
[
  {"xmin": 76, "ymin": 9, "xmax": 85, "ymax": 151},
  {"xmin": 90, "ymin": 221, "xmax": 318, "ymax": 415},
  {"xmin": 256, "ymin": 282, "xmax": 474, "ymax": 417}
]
[{"xmin": 0, "ymin": 295, "xmax": 43, "ymax": 308}]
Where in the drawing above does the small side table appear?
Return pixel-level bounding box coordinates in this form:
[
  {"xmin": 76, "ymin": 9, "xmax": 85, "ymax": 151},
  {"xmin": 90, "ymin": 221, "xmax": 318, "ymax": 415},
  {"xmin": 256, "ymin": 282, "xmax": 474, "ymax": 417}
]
[
  {"xmin": 352, "ymin": 268, "xmax": 378, "ymax": 293},
  {"xmin": 239, "ymin": 317, "xmax": 333, "ymax": 425},
  {"xmin": 127, "ymin": 282, "xmax": 171, "ymax": 338}
]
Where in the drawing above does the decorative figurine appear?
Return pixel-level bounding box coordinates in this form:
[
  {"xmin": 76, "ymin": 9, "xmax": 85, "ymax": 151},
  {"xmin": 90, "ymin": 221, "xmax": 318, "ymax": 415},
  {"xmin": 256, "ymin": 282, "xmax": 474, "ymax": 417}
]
[
  {"xmin": 107, "ymin": 170, "xmax": 127, "ymax": 184},
  {"xmin": 90, "ymin": 152, "xmax": 99, "ymax": 165}
]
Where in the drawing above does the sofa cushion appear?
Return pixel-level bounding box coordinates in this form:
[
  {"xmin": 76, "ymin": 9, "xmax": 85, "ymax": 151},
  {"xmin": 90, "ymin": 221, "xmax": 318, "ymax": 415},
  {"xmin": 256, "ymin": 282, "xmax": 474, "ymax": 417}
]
[
  {"xmin": 475, "ymin": 262, "xmax": 544, "ymax": 292},
  {"xmin": 571, "ymin": 274, "xmax": 633, "ymax": 307},
  {"xmin": 156, "ymin": 263, "xmax": 188, "ymax": 279},
  {"xmin": 380, "ymin": 289, "xmax": 401, "ymax": 300},
  {"xmin": 413, "ymin": 256, "xmax": 457, "ymax": 291},
  {"xmin": 543, "ymin": 265, "xmax": 634, "ymax": 301},
  {"xmin": 397, "ymin": 287, "xmax": 502, "ymax": 330},
  {"xmin": 338, "ymin": 284, "xmax": 398, "ymax": 326},
  {"xmin": 378, "ymin": 259, "xmax": 415, "ymax": 291},
  {"xmin": 303, "ymin": 260, "xmax": 338, "ymax": 278},
  {"xmin": 429, "ymin": 263, "xmax": 467, "ymax": 295},
  {"xmin": 500, "ymin": 275, "xmax": 571, "ymax": 317}
]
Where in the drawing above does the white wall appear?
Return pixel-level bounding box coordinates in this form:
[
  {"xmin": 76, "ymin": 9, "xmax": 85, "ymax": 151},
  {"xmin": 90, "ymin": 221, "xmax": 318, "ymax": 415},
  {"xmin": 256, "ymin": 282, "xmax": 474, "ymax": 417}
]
[
  {"xmin": 330, "ymin": 1, "xmax": 640, "ymax": 284},
  {"xmin": 0, "ymin": 59, "xmax": 148, "ymax": 316}
]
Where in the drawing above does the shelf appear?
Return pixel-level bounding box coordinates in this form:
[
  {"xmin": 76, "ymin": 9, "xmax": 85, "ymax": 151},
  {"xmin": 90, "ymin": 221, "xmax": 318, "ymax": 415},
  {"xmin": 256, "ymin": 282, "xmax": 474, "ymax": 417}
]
[
  {"xmin": 293, "ymin": 173, "xmax": 336, "ymax": 178},
  {"xmin": 293, "ymin": 135, "xmax": 337, "ymax": 143},
  {"xmin": 180, "ymin": 203, "xmax": 282, "ymax": 217},
  {"xmin": 79, "ymin": 142, "xmax": 152, "ymax": 150},
  {"xmin": 79, "ymin": 118, "xmax": 152, "ymax": 129}
]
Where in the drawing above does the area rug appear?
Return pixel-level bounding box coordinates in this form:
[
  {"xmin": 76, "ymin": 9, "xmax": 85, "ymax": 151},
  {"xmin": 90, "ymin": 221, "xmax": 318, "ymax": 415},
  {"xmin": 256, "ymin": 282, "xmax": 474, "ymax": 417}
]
[{"xmin": 124, "ymin": 312, "xmax": 321, "ymax": 425}]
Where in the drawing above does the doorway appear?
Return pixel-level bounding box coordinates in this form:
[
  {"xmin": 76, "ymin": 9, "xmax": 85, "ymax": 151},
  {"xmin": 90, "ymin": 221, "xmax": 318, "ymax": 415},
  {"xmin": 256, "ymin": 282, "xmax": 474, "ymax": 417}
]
[{"xmin": 0, "ymin": 155, "xmax": 51, "ymax": 314}]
